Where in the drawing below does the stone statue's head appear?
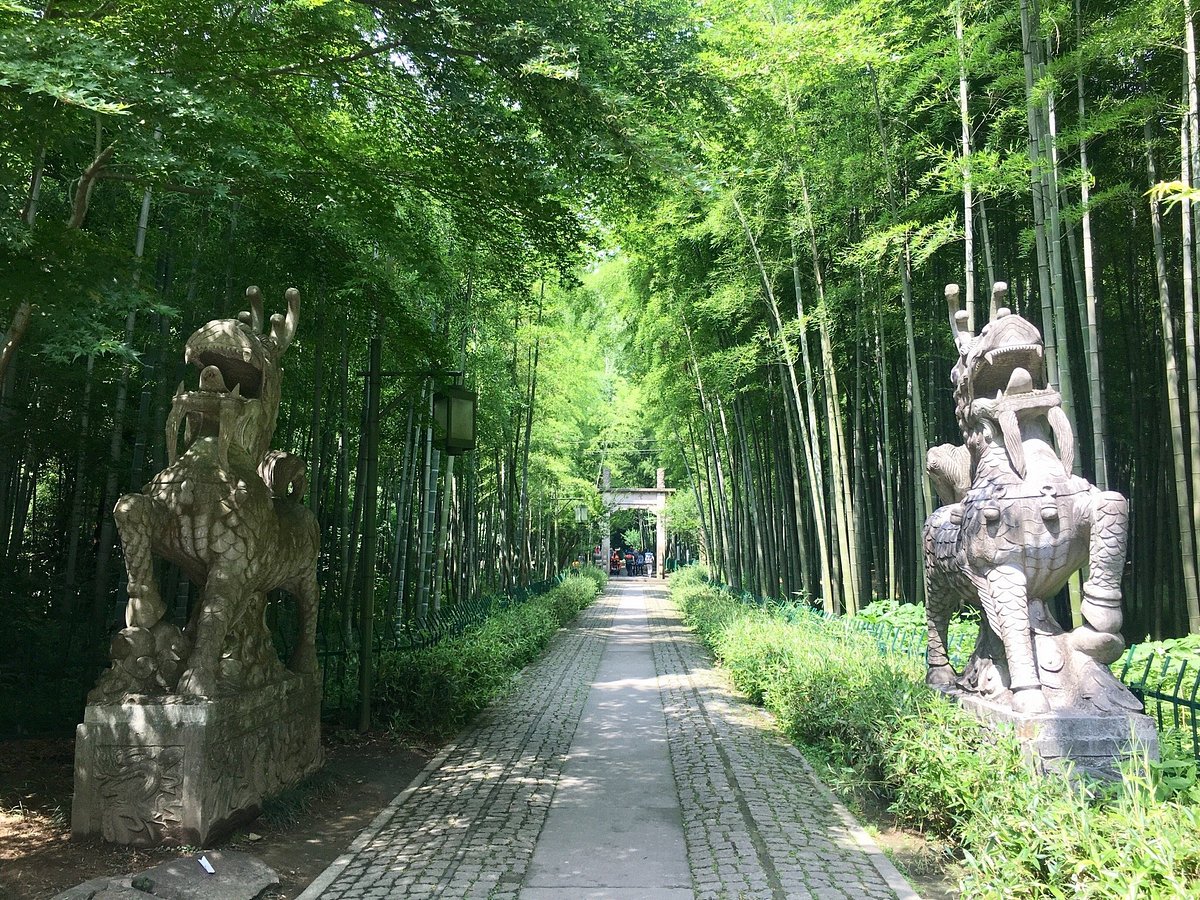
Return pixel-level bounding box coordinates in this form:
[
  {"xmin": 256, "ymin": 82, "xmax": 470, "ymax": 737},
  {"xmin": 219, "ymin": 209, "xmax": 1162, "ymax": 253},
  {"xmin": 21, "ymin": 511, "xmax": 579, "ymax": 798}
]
[
  {"xmin": 944, "ymin": 282, "xmax": 1072, "ymax": 478},
  {"xmin": 166, "ymin": 286, "xmax": 299, "ymax": 468},
  {"xmin": 946, "ymin": 282, "xmax": 1045, "ymax": 405},
  {"xmin": 927, "ymin": 443, "xmax": 971, "ymax": 506}
]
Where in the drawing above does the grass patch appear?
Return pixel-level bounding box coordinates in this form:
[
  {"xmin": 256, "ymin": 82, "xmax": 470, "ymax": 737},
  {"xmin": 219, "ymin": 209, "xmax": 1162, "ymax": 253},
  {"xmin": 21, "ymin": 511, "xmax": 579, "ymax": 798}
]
[
  {"xmin": 671, "ymin": 566, "xmax": 1200, "ymax": 899},
  {"xmin": 259, "ymin": 767, "xmax": 345, "ymax": 829}
]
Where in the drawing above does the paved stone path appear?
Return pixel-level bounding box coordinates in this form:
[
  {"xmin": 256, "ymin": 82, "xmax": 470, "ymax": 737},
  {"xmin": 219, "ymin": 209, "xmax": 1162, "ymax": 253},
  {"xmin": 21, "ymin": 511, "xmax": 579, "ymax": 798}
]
[{"xmin": 299, "ymin": 579, "xmax": 918, "ymax": 900}]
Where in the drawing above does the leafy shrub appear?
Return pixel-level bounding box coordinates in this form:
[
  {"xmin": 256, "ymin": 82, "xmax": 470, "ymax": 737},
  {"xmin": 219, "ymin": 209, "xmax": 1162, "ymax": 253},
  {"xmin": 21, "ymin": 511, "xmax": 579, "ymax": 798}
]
[
  {"xmin": 883, "ymin": 691, "xmax": 1036, "ymax": 837},
  {"xmin": 375, "ymin": 577, "xmax": 600, "ymax": 737},
  {"xmin": 858, "ymin": 597, "xmax": 980, "ymax": 651},
  {"xmin": 1124, "ymin": 633, "xmax": 1200, "ymax": 670},
  {"xmin": 578, "ymin": 565, "xmax": 608, "ymax": 592},
  {"xmin": 672, "ymin": 570, "xmax": 1200, "ymax": 897},
  {"xmin": 856, "ymin": 597, "xmax": 928, "ymax": 629},
  {"xmin": 1149, "ymin": 728, "xmax": 1200, "ymax": 804},
  {"xmin": 960, "ymin": 762, "xmax": 1200, "ymax": 899}
]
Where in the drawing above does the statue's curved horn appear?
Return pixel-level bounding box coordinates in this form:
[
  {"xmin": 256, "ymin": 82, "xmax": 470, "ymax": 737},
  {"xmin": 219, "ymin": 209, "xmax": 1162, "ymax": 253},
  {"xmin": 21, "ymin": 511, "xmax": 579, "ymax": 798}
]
[
  {"xmin": 946, "ymin": 283, "xmax": 972, "ymax": 352},
  {"xmin": 998, "ymin": 409, "xmax": 1026, "ymax": 480},
  {"xmin": 990, "ymin": 281, "xmax": 1008, "ymax": 320},
  {"xmin": 246, "ymin": 286, "xmax": 264, "ymax": 333},
  {"xmin": 945, "ymin": 282, "xmax": 961, "ymax": 324},
  {"xmin": 165, "ymin": 390, "xmax": 183, "ymax": 464},
  {"xmin": 270, "ymin": 288, "xmax": 300, "ymax": 352}
]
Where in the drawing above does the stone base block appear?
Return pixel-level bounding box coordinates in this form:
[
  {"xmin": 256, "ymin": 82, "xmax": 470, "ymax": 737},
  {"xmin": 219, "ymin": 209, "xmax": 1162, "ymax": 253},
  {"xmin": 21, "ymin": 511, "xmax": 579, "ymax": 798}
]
[
  {"xmin": 934, "ymin": 685, "xmax": 1158, "ymax": 779},
  {"xmin": 72, "ymin": 675, "xmax": 323, "ymax": 846}
]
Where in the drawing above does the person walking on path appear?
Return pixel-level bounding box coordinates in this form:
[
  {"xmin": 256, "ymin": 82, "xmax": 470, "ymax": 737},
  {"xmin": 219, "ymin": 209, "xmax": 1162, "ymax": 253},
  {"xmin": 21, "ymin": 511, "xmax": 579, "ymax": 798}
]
[{"xmin": 297, "ymin": 578, "xmax": 917, "ymax": 900}]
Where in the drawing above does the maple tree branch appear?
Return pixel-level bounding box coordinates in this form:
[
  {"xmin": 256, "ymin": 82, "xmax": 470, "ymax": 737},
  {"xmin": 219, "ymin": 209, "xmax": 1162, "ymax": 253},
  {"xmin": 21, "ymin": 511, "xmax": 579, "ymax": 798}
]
[{"xmin": 66, "ymin": 142, "xmax": 116, "ymax": 230}]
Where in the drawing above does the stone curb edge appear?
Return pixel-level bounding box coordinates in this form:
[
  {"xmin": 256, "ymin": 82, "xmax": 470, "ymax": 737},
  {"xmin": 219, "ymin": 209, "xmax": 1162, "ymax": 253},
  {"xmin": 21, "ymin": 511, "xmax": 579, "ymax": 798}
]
[
  {"xmin": 294, "ymin": 583, "xmax": 608, "ymax": 899},
  {"xmin": 294, "ymin": 735, "xmax": 459, "ymax": 900},
  {"xmin": 783, "ymin": 742, "xmax": 924, "ymax": 900}
]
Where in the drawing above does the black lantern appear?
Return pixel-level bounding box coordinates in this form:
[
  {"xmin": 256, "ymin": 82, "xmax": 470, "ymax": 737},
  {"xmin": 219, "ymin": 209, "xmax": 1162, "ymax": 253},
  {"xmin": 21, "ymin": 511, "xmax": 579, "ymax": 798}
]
[{"xmin": 433, "ymin": 383, "xmax": 477, "ymax": 455}]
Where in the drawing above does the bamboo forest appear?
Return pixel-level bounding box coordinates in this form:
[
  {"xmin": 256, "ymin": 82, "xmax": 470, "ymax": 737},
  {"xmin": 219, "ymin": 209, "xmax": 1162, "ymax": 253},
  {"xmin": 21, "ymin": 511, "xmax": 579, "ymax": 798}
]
[{"xmin": 6, "ymin": 0, "xmax": 1200, "ymax": 897}]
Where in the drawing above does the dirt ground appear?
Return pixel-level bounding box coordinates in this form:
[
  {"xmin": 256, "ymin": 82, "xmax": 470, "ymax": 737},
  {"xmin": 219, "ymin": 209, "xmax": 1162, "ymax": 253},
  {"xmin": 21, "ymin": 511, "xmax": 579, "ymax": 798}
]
[
  {"xmin": 837, "ymin": 787, "xmax": 962, "ymax": 900},
  {"xmin": 870, "ymin": 826, "xmax": 962, "ymax": 900},
  {"xmin": 0, "ymin": 731, "xmax": 430, "ymax": 900}
]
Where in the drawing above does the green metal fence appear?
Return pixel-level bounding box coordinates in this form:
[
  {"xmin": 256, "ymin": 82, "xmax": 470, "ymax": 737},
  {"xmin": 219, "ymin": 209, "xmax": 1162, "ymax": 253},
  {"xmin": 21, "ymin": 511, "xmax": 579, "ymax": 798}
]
[
  {"xmin": 311, "ymin": 576, "xmax": 563, "ymax": 717},
  {"xmin": 1118, "ymin": 646, "xmax": 1200, "ymax": 761}
]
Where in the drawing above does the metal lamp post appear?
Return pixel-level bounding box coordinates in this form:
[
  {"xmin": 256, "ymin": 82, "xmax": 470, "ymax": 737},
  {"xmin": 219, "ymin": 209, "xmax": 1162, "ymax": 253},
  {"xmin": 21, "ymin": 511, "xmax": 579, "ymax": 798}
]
[{"xmin": 357, "ymin": 363, "xmax": 476, "ymax": 733}]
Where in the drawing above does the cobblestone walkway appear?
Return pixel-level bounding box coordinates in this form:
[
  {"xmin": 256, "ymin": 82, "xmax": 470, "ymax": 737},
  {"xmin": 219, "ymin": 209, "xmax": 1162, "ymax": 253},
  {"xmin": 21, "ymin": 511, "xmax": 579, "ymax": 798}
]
[{"xmin": 299, "ymin": 580, "xmax": 918, "ymax": 900}]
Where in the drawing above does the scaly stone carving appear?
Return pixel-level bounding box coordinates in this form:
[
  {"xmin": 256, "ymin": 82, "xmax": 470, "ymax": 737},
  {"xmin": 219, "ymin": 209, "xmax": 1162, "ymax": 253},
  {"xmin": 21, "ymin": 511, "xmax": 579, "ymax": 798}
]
[
  {"xmin": 924, "ymin": 281, "xmax": 1138, "ymax": 716},
  {"xmin": 96, "ymin": 745, "xmax": 184, "ymax": 844},
  {"xmin": 90, "ymin": 286, "xmax": 319, "ymax": 700}
]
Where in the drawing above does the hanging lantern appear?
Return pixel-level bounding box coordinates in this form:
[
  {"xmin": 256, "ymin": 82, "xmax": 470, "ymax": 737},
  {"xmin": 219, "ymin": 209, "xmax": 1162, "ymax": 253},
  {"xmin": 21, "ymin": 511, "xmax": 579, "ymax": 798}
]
[
  {"xmin": 433, "ymin": 383, "xmax": 477, "ymax": 455},
  {"xmin": 574, "ymin": 503, "xmax": 589, "ymax": 523}
]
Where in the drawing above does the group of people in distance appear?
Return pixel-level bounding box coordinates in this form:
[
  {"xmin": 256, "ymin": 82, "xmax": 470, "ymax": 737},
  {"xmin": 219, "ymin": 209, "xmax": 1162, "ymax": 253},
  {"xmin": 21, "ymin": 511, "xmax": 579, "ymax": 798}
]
[{"xmin": 609, "ymin": 547, "xmax": 655, "ymax": 577}]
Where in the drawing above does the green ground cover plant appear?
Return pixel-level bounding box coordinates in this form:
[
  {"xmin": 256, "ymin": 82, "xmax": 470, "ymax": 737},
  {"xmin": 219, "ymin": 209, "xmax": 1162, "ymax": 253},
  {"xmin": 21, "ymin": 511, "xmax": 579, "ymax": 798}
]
[
  {"xmin": 374, "ymin": 572, "xmax": 605, "ymax": 738},
  {"xmin": 856, "ymin": 597, "xmax": 980, "ymax": 651},
  {"xmin": 670, "ymin": 567, "xmax": 1200, "ymax": 898}
]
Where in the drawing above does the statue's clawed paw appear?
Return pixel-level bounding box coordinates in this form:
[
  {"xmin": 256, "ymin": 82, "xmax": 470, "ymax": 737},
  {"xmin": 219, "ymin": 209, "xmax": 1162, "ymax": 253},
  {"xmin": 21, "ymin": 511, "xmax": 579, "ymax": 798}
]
[
  {"xmin": 1011, "ymin": 687, "xmax": 1050, "ymax": 715},
  {"xmin": 926, "ymin": 665, "xmax": 958, "ymax": 687},
  {"xmin": 176, "ymin": 666, "xmax": 219, "ymax": 698}
]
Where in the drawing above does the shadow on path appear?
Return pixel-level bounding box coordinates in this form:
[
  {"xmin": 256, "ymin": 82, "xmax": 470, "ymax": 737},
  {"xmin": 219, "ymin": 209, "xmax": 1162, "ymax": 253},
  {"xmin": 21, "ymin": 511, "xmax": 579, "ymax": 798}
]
[{"xmin": 298, "ymin": 578, "xmax": 918, "ymax": 900}]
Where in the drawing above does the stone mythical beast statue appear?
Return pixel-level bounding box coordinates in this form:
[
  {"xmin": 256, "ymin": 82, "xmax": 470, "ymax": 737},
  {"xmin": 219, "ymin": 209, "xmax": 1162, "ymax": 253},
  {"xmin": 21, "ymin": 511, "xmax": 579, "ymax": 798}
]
[
  {"xmin": 923, "ymin": 281, "xmax": 1138, "ymax": 716},
  {"xmin": 91, "ymin": 286, "xmax": 319, "ymax": 701}
]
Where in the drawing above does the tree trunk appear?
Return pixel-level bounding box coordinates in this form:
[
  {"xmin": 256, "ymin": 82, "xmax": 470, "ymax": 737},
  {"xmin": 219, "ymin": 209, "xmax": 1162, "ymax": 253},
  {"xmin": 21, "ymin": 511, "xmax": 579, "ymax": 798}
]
[
  {"xmin": 868, "ymin": 66, "xmax": 930, "ymax": 601},
  {"xmin": 62, "ymin": 355, "xmax": 96, "ymax": 614},
  {"xmin": 516, "ymin": 285, "xmax": 544, "ymax": 588},
  {"xmin": 341, "ymin": 376, "xmax": 369, "ymax": 643},
  {"xmin": 801, "ymin": 174, "xmax": 859, "ymax": 611},
  {"xmin": 91, "ymin": 183, "xmax": 153, "ymax": 635},
  {"xmin": 956, "ymin": 0, "xmax": 977, "ymax": 330},
  {"xmin": 1146, "ymin": 122, "xmax": 1200, "ymax": 633},
  {"xmin": 875, "ymin": 296, "xmax": 899, "ymax": 600},
  {"xmin": 386, "ymin": 402, "xmax": 416, "ymax": 628},
  {"xmin": 1067, "ymin": 0, "xmax": 1108, "ymax": 487},
  {"xmin": 1041, "ymin": 59, "xmax": 1081, "ymax": 467},
  {"xmin": 357, "ymin": 335, "xmax": 382, "ymax": 732},
  {"xmin": 0, "ymin": 302, "xmax": 34, "ymax": 390},
  {"xmin": 1019, "ymin": 0, "xmax": 1059, "ymax": 385},
  {"xmin": 415, "ymin": 383, "xmax": 437, "ymax": 620}
]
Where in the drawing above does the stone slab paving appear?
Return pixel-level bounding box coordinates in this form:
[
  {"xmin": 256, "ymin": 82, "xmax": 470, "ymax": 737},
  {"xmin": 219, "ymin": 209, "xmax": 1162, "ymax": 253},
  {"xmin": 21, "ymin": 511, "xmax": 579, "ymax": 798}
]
[
  {"xmin": 521, "ymin": 581, "xmax": 691, "ymax": 899},
  {"xmin": 644, "ymin": 585, "xmax": 916, "ymax": 900},
  {"xmin": 298, "ymin": 579, "xmax": 918, "ymax": 900}
]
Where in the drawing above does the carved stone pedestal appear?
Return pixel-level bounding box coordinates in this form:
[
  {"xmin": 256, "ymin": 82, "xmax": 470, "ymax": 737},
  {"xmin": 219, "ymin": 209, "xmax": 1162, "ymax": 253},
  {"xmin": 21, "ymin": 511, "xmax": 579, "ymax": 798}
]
[
  {"xmin": 935, "ymin": 685, "xmax": 1158, "ymax": 779},
  {"xmin": 72, "ymin": 674, "xmax": 322, "ymax": 846}
]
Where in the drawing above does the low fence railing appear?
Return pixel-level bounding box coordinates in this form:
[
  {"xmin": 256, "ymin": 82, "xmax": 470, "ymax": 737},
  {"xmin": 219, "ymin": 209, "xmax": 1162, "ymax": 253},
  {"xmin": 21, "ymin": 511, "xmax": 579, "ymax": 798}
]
[
  {"xmin": 1118, "ymin": 647, "xmax": 1200, "ymax": 762},
  {"xmin": 386, "ymin": 576, "xmax": 562, "ymax": 651},
  {"xmin": 314, "ymin": 575, "xmax": 564, "ymax": 716},
  {"xmin": 709, "ymin": 579, "xmax": 1200, "ymax": 762}
]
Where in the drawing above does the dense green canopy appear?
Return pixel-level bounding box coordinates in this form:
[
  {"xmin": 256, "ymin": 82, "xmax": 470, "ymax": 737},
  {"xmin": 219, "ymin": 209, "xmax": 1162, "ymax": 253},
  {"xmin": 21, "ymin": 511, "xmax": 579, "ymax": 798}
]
[{"xmin": 3, "ymin": 0, "xmax": 1200, "ymax": 736}]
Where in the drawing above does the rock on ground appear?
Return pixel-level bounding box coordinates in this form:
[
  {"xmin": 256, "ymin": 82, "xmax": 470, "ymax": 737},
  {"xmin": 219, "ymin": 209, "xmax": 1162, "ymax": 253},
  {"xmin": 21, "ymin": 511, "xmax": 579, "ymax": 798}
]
[{"xmin": 51, "ymin": 851, "xmax": 278, "ymax": 900}]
